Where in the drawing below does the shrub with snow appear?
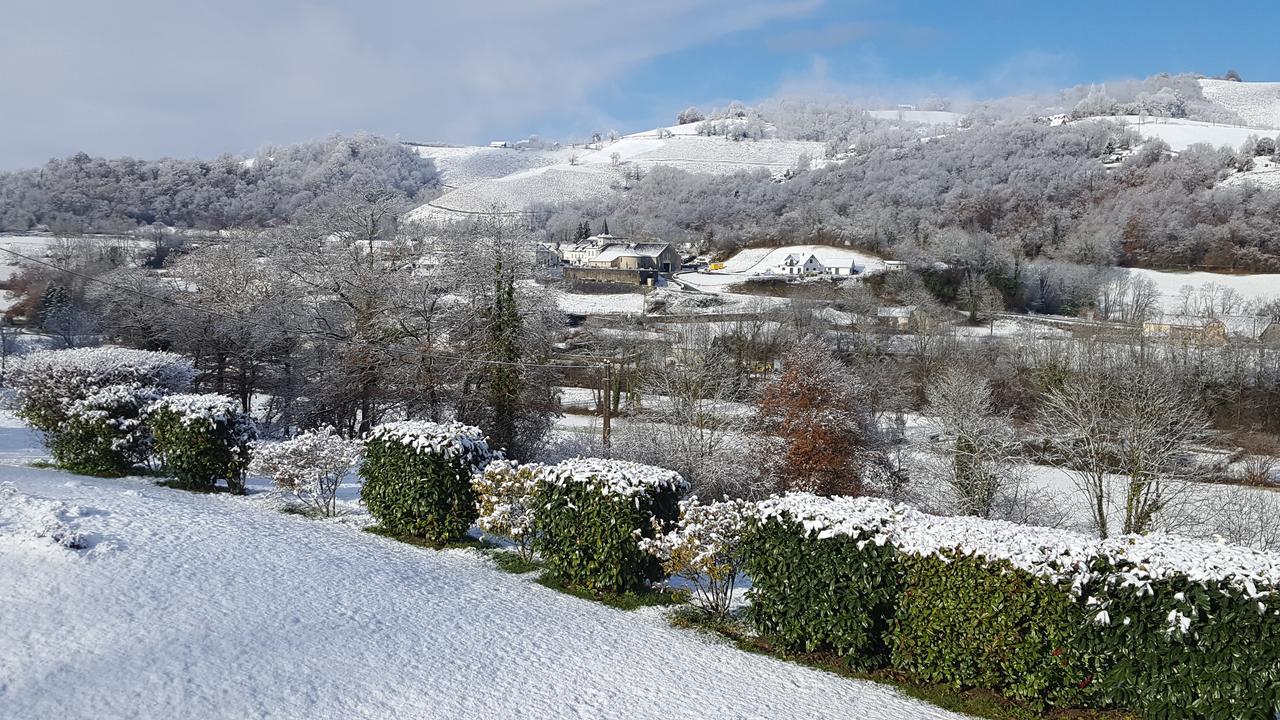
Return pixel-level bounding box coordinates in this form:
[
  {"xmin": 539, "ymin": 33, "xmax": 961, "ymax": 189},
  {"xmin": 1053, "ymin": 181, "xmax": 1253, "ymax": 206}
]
[
  {"xmin": 748, "ymin": 493, "xmax": 1280, "ymax": 716},
  {"xmin": 360, "ymin": 421, "xmax": 496, "ymax": 542},
  {"xmin": 640, "ymin": 497, "xmax": 753, "ymax": 618},
  {"xmin": 473, "ymin": 460, "xmax": 540, "ymax": 561},
  {"xmin": 534, "ymin": 458, "xmax": 686, "ymax": 594},
  {"xmin": 6, "ymin": 348, "xmax": 193, "ymax": 475},
  {"xmin": 148, "ymin": 394, "xmax": 255, "ymax": 493},
  {"xmin": 251, "ymin": 427, "xmax": 363, "ymax": 517},
  {"xmin": 52, "ymin": 383, "xmax": 161, "ymax": 477}
]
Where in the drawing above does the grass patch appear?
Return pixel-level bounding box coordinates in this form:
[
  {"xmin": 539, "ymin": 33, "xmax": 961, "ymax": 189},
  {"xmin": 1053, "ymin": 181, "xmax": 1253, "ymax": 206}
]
[
  {"xmin": 484, "ymin": 550, "xmax": 542, "ymax": 574},
  {"xmin": 534, "ymin": 574, "xmax": 687, "ymax": 611},
  {"xmin": 667, "ymin": 609, "xmax": 1136, "ymax": 720},
  {"xmin": 363, "ymin": 526, "xmax": 486, "ymax": 551}
]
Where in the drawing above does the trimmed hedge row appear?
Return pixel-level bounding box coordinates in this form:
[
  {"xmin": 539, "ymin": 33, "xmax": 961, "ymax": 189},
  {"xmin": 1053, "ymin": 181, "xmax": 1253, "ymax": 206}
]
[
  {"xmin": 533, "ymin": 458, "xmax": 685, "ymax": 594},
  {"xmin": 741, "ymin": 514, "xmax": 898, "ymax": 669},
  {"xmin": 8, "ymin": 347, "xmax": 194, "ymax": 476},
  {"xmin": 360, "ymin": 421, "xmax": 496, "ymax": 543},
  {"xmin": 745, "ymin": 494, "xmax": 1280, "ymax": 719},
  {"xmin": 148, "ymin": 394, "xmax": 256, "ymax": 492}
]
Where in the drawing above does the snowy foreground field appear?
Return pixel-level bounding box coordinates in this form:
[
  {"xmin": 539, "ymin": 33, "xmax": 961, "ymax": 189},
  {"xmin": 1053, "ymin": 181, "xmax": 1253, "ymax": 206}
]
[{"xmin": 0, "ymin": 415, "xmax": 965, "ymax": 720}]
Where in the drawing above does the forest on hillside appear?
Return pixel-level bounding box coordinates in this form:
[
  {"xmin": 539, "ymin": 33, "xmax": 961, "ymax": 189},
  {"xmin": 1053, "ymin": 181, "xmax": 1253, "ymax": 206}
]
[{"xmin": 0, "ymin": 134, "xmax": 439, "ymax": 233}]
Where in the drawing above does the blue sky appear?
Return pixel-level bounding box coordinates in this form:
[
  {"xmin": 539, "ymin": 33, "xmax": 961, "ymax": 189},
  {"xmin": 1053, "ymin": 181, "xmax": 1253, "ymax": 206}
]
[
  {"xmin": 563, "ymin": 0, "xmax": 1278, "ymax": 139},
  {"xmin": 0, "ymin": 0, "xmax": 1275, "ymax": 168}
]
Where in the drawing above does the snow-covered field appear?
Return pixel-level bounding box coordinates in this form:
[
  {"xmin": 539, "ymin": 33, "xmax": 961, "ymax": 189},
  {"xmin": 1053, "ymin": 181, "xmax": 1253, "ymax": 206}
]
[
  {"xmin": 0, "ymin": 412, "xmax": 965, "ymax": 720},
  {"xmin": 410, "ymin": 144, "xmax": 575, "ymax": 187},
  {"xmin": 1123, "ymin": 267, "xmax": 1280, "ymax": 311},
  {"xmin": 556, "ymin": 290, "xmax": 646, "ymax": 316},
  {"xmin": 678, "ymin": 245, "xmax": 887, "ymax": 294},
  {"xmin": 1109, "ymin": 115, "xmax": 1272, "ymax": 152},
  {"xmin": 1225, "ymin": 154, "xmax": 1280, "ymax": 190},
  {"xmin": 1199, "ymin": 78, "xmax": 1280, "ymax": 130}
]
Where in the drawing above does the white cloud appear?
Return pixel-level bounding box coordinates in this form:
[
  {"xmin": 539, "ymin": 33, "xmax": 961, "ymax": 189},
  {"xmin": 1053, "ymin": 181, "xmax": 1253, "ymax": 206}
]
[{"xmin": 0, "ymin": 0, "xmax": 817, "ymax": 168}]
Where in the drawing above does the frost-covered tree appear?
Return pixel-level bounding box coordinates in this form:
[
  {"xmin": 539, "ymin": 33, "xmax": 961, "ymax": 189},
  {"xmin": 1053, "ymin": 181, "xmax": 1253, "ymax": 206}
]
[
  {"xmin": 676, "ymin": 106, "xmax": 705, "ymax": 125},
  {"xmin": 922, "ymin": 368, "xmax": 1023, "ymax": 518},
  {"xmin": 1038, "ymin": 363, "xmax": 1208, "ymax": 538}
]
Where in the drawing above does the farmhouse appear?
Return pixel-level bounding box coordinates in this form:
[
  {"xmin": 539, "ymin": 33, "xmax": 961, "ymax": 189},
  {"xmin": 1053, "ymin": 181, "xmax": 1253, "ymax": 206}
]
[
  {"xmin": 559, "ymin": 234, "xmax": 616, "ymax": 266},
  {"xmin": 775, "ymin": 253, "xmax": 824, "ymax": 276},
  {"xmin": 560, "ymin": 235, "xmax": 682, "ymax": 286},
  {"xmin": 586, "ymin": 241, "xmax": 682, "ymax": 274}
]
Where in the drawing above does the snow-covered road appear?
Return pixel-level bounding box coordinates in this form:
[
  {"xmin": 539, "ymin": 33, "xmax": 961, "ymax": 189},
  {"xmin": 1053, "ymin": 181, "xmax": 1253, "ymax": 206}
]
[{"xmin": 0, "ymin": 429, "xmax": 967, "ymax": 719}]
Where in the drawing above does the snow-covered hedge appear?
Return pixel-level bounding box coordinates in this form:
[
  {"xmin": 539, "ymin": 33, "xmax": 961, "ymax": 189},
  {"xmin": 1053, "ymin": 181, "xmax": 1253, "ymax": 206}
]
[
  {"xmin": 533, "ymin": 458, "xmax": 686, "ymax": 593},
  {"xmin": 6, "ymin": 348, "xmax": 193, "ymax": 475},
  {"xmin": 147, "ymin": 394, "xmax": 255, "ymax": 493},
  {"xmin": 360, "ymin": 421, "xmax": 496, "ymax": 542},
  {"xmin": 747, "ymin": 493, "xmax": 1280, "ymax": 717}
]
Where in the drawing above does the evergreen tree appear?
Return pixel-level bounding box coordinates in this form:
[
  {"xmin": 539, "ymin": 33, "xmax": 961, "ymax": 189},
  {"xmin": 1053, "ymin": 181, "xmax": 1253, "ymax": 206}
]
[{"xmin": 479, "ymin": 254, "xmax": 524, "ymax": 455}]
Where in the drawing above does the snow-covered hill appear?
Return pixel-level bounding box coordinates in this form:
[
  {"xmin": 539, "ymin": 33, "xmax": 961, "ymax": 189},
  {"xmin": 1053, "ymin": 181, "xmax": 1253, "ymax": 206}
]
[
  {"xmin": 407, "ymin": 122, "xmax": 826, "ymax": 222},
  {"xmin": 1199, "ymin": 79, "xmax": 1280, "ymax": 130}
]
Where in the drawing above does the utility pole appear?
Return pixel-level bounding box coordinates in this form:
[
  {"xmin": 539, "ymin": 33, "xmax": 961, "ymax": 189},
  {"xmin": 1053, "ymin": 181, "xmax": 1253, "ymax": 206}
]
[{"xmin": 601, "ymin": 359, "xmax": 612, "ymax": 452}]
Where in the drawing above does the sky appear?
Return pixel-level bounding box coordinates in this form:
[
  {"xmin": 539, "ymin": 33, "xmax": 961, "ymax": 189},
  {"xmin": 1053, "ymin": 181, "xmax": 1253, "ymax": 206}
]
[{"xmin": 0, "ymin": 0, "xmax": 1276, "ymax": 169}]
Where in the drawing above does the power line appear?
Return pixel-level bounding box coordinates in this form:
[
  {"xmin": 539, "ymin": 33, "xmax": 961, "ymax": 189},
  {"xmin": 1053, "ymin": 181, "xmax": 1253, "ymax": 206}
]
[{"xmin": 0, "ymin": 245, "xmax": 605, "ymax": 371}]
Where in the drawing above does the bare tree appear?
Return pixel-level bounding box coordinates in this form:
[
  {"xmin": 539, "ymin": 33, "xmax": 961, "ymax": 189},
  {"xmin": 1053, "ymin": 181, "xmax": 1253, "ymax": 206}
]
[
  {"xmin": 1038, "ymin": 363, "xmax": 1208, "ymax": 538},
  {"xmin": 623, "ymin": 358, "xmax": 755, "ymax": 498}
]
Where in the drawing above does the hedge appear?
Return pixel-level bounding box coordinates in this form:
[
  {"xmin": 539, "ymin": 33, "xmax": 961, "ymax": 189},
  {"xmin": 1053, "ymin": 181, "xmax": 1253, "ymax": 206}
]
[
  {"xmin": 7, "ymin": 347, "xmax": 193, "ymax": 476},
  {"xmin": 746, "ymin": 493, "xmax": 1280, "ymax": 719},
  {"xmin": 533, "ymin": 458, "xmax": 686, "ymax": 594},
  {"xmin": 147, "ymin": 394, "xmax": 255, "ymax": 492},
  {"xmin": 741, "ymin": 511, "xmax": 899, "ymax": 668},
  {"xmin": 360, "ymin": 421, "xmax": 496, "ymax": 543}
]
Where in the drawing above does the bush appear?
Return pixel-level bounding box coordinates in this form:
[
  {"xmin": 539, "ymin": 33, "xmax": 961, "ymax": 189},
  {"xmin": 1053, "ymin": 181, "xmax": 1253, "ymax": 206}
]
[
  {"xmin": 359, "ymin": 421, "xmax": 495, "ymax": 543},
  {"xmin": 51, "ymin": 384, "xmax": 159, "ymax": 476},
  {"xmin": 745, "ymin": 493, "xmax": 1280, "ymax": 718},
  {"xmin": 7, "ymin": 347, "xmax": 193, "ymax": 475},
  {"xmin": 251, "ymin": 426, "xmax": 363, "ymax": 516},
  {"xmin": 147, "ymin": 394, "xmax": 255, "ymax": 492},
  {"xmin": 533, "ymin": 458, "xmax": 685, "ymax": 594},
  {"xmin": 473, "ymin": 460, "xmax": 541, "ymax": 561},
  {"xmin": 743, "ymin": 496, "xmax": 901, "ymax": 667},
  {"xmin": 641, "ymin": 497, "xmax": 754, "ymax": 619}
]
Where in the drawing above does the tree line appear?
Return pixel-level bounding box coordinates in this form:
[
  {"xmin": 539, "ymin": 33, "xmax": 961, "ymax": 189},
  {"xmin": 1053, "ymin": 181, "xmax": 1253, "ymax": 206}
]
[{"xmin": 0, "ymin": 134, "xmax": 439, "ymax": 233}]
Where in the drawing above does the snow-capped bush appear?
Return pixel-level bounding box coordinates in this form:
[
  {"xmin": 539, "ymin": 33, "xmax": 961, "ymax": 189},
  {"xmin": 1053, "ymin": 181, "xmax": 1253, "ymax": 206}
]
[
  {"xmin": 53, "ymin": 383, "xmax": 160, "ymax": 476},
  {"xmin": 360, "ymin": 421, "xmax": 496, "ymax": 542},
  {"xmin": 473, "ymin": 460, "xmax": 540, "ymax": 561},
  {"xmin": 640, "ymin": 497, "xmax": 753, "ymax": 618},
  {"xmin": 251, "ymin": 426, "xmax": 362, "ymax": 517},
  {"xmin": 748, "ymin": 493, "xmax": 1280, "ymax": 715},
  {"xmin": 534, "ymin": 458, "xmax": 685, "ymax": 593},
  {"xmin": 148, "ymin": 394, "xmax": 255, "ymax": 493},
  {"xmin": 6, "ymin": 348, "xmax": 193, "ymax": 475}
]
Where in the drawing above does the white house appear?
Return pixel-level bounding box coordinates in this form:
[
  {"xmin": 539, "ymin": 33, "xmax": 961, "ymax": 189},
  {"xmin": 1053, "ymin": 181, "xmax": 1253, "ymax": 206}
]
[
  {"xmin": 775, "ymin": 253, "xmax": 824, "ymax": 276},
  {"xmin": 559, "ymin": 234, "xmax": 619, "ymax": 266}
]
